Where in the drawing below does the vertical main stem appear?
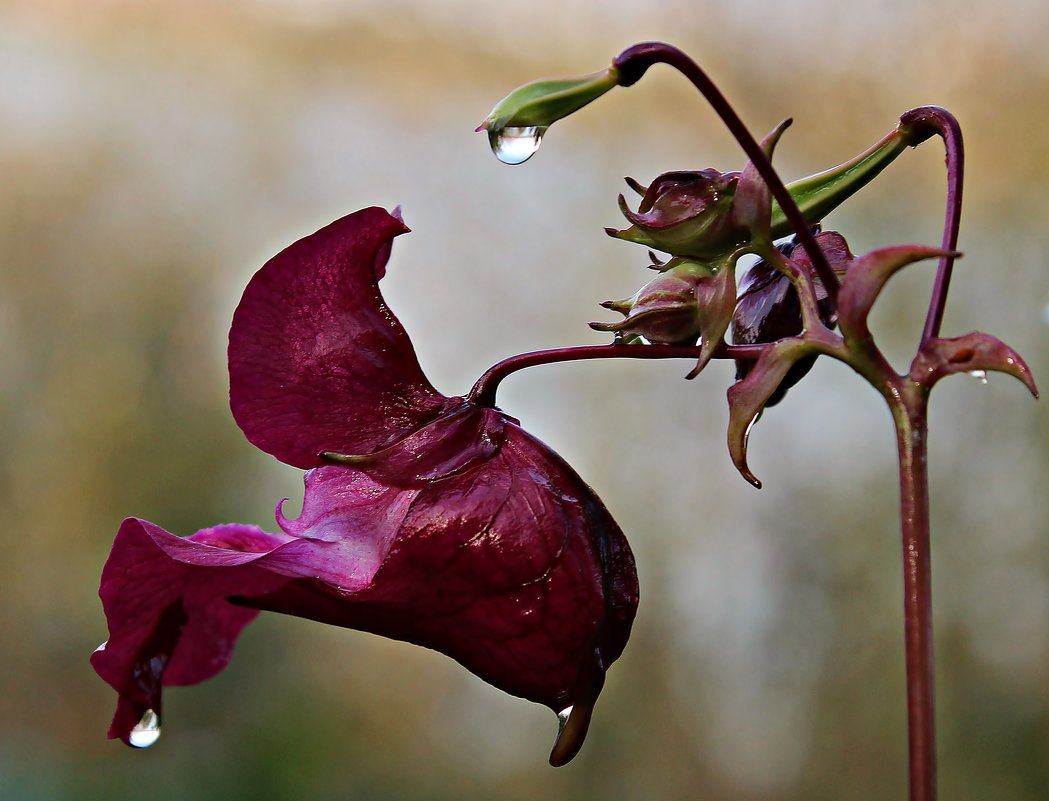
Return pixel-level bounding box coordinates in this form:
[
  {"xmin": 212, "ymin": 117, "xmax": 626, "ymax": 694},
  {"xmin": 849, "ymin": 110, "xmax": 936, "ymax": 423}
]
[{"xmin": 894, "ymin": 395, "xmax": 937, "ymax": 801}]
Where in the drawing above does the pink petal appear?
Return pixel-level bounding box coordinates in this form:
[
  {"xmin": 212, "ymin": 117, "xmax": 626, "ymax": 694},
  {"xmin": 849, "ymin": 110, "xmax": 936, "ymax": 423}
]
[
  {"xmin": 91, "ymin": 521, "xmax": 293, "ymax": 745},
  {"xmin": 229, "ymin": 207, "xmax": 456, "ymax": 469},
  {"xmin": 732, "ymin": 119, "xmax": 791, "ymax": 236}
]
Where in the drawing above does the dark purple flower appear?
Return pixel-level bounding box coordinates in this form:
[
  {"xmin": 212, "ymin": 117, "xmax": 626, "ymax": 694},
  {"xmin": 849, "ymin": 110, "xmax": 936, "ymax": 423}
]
[
  {"xmin": 732, "ymin": 230, "xmax": 854, "ymax": 406},
  {"xmin": 92, "ymin": 208, "xmax": 638, "ymax": 766}
]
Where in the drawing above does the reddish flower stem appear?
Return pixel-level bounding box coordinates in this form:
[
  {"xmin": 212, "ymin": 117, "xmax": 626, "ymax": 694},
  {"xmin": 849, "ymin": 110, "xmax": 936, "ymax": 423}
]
[
  {"xmin": 893, "ymin": 391, "xmax": 937, "ymax": 801},
  {"xmin": 612, "ymin": 42, "xmax": 839, "ymax": 303},
  {"xmin": 468, "ymin": 342, "xmax": 765, "ymax": 408},
  {"xmin": 898, "ymin": 107, "xmax": 964, "ymax": 346}
]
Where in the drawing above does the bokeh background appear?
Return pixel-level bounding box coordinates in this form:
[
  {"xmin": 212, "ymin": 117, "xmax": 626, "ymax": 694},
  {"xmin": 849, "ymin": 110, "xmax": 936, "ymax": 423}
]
[{"xmin": 2, "ymin": 1, "xmax": 1047, "ymax": 799}]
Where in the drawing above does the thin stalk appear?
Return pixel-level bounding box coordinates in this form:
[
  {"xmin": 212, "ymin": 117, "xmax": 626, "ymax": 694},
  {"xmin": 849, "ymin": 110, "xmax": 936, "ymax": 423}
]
[
  {"xmin": 468, "ymin": 342, "xmax": 765, "ymax": 408},
  {"xmin": 613, "ymin": 42, "xmax": 840, "ymax": 302},
  {"xmin": 893, "ymin": 392, "xmax": 937, "ymax": 801},
  {"xmin": 898, "ymin": 107, "xmax": 964, "ymax": 346}
]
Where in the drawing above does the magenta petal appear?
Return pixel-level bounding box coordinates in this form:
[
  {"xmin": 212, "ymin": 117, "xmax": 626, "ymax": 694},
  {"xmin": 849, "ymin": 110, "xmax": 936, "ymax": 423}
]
[
  {"xmin": 91, "ymin": 520, "xmax": 294, "ymax": 745},
  {"xmin": 94, "ymin": 429, "xmax": 637, "ymax": 762},
  {"xmin": 322, "ymin": 403, "xmax": 508, "ymax": 487},
  {"xmin": 229, "ymin": 207, "xmax": 455, "ymax": 469},
  {"xmin": 247, "ymin": 424, "xmax": 637, "ymax": 720}
]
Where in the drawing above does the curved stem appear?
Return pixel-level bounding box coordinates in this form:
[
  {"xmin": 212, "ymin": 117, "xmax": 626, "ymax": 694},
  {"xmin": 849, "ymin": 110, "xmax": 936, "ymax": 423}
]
[
  {"xmin": 898, "ymin": 107, "xmax": 964, "ymax": 345},
  {"xmin": 468, "ymin": 342, "xmax": 765, "ymax": 408},
  {"xmin": 613, "ymin": 42, "xmax": 839, "ymax": 302},
  {"xmin": 893, "ymin": 391, "xmax": 937, "ymax": 801}
]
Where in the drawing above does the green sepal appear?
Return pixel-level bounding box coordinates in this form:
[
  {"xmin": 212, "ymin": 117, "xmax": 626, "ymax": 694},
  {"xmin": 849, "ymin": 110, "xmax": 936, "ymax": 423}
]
[
  {"xmin": 770, "ymin": 129, "xmax": 909, "ymax": 238},
  {"xmin": 478, "ymin": 68, "xmax": 619, "ymax": 132}
]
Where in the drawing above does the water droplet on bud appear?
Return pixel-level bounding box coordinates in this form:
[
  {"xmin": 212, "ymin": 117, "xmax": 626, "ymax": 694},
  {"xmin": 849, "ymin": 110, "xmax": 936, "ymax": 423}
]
[
  {"xmin": 128, "ymin": 709, "xmax": 161, "ymax": 748},
  {"xmin": 968, "ymin": 369, "xmax": 988, "ymax": 384},
  {"xmin": 488, "ymin": 126, "xmax": 545, "ymax": 165}
]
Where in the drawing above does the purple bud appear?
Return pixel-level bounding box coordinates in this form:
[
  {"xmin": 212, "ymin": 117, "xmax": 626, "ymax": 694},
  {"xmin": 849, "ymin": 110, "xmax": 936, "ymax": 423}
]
[
  {"xmin": 732, "ymin": 231, "xmax": 853, "ymax": 406},
  {"xmin": 606, "ymin": 170, "xmax": 745, "ymax": 259}
]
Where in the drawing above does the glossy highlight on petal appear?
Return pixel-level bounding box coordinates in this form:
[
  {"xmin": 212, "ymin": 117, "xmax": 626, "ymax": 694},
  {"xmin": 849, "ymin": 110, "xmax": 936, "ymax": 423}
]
[{"xmin": 322, "ymin": 403, "xmax": 508, "ymax": 487}]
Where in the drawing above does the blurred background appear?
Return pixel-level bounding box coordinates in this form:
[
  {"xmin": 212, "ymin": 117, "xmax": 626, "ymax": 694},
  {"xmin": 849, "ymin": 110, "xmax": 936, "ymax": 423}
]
[{"xmin": 2, "ymin": 1, "xmax": 1047, "ymax": 799}]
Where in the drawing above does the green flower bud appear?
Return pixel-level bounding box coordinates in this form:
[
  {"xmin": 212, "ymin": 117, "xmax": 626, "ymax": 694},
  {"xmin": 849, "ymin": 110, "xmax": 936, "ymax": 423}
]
[
  {"xmin": 770, "ymin": 128, "xmax": 908, "ymax": 238},
  {"xmin": 478, "ymin": 68, "xmax": 620, "ymax": 164}
]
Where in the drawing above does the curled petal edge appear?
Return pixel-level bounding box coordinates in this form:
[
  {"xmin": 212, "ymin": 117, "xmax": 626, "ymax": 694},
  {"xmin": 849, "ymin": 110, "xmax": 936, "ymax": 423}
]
[
  {"xmin": 733, "ymin": 118, "xmax": 792, "ymax": 239},
  {"xmin": 686, "ymin": 267, "xmax": 738, "ymax": 380},
  {"xmin": 837, "ymin": 245, "xmax": 956, "ymax": 341},
  {"xmin": 726, "ymin": 338, "xmax": 815, "ymax": 487}
]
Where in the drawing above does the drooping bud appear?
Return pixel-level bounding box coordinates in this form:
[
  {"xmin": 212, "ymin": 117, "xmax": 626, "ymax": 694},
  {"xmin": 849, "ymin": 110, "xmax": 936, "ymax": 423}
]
[
  {"xmin": 590, "ymin": 259, "xmax": 717, "ymax": 345},
  {"xmin": 606, "ymin": 170, "xmax": 746, "ymax": 259},
  {"xmin": 477, "ymin": 67, "xmax": 620, "ymax": 164}
]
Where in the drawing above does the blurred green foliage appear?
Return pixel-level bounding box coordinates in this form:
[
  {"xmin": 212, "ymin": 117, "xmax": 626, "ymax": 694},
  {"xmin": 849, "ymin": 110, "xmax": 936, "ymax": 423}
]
[{"xmin": 1, "ymin": 1, "xmax": 1047, "ymax": 799}]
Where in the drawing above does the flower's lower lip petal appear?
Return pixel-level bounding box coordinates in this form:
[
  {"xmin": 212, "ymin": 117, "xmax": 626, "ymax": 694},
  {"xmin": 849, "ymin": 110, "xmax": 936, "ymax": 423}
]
[
  {"xmin": 94, "ymin": 426, "xmax": 638, "ymax": 762},
  {"xmin": 91, "ymin": 519, "xmax": 293, "ymax": 745}
]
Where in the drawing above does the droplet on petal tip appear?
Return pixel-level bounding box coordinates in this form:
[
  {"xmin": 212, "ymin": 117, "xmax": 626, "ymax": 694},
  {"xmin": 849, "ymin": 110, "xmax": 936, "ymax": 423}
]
[{"xmin": 128, "ymin": 709, "xmax": 161, "ymax": 749}]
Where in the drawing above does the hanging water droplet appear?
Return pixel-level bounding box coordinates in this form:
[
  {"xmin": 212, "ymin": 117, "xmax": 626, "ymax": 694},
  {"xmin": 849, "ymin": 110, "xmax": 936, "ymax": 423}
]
[
  {"xmin": 128, "ymin": 708, "xmax": 161, "ymax": 748},
  {"xmin": 557, "ymin": 706, "xmax": 573, "ymax": 734},
  {"xmin": 743, "ymin": 413, "xmax": 760, "ymax": 445},
  {"xmin": 488, "ymin": 126, "xmax": 546, "ymax": 165},
  {"xmin": 968, "ymin": 369, "xmax": 988, "ymax": 384}
]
